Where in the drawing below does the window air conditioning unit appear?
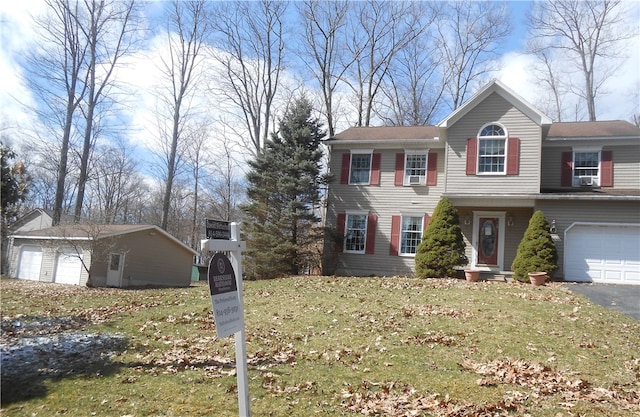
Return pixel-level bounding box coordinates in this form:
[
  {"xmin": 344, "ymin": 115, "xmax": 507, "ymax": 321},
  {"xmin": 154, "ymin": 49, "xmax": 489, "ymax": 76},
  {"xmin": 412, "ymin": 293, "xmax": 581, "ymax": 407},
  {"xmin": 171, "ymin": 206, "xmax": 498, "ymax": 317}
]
[
  {"xmin": 579, "ymin": 176, "xmax": 593, "ymax": 186},
  {"xmin": 408, "ymin": 175, "xmax": 422, "ymax": 184}
]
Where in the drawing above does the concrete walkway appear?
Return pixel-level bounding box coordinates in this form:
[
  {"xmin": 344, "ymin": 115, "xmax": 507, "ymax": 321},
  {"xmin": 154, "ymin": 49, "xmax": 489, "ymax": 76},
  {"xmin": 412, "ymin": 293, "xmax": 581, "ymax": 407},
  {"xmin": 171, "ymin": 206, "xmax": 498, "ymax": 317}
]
[{"xmin": 565, "ymin": 283, "xmax": 640, "ymax": 320}]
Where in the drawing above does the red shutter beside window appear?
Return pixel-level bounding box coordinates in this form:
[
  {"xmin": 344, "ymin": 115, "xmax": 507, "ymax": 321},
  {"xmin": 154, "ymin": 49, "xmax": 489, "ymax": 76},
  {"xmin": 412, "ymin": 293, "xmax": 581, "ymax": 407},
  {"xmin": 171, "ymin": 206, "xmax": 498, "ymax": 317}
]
[
  {"xmin": 561, "ymin": 151, "xmax": 573, "ymax": 187},
  {"xmin": 506, "ymin": 137, "xmax": 520, "ymax": 175},
  {"xmin": 395, "ymin": 153, "xmax": 404, "ymax": 186},
  {"xmin": 365, "ymin": 214, "xmax": 377, "ymax": 255},
  {"xmin": 427, "ymin": 152, "xmax": 438, "ymax": 185},
  {"xmin": 340, "ymin": 153, "xmax": 350, "ymax": 184},
  {"xmin": 390, "ymin": 215, "xmax": 401, "ymax": 256},
  {"xmin": 370, "ymin": 153, "xmax": 381, "ymax": 185},
  {"xmin": 601, "ymin": 150, "xmax": 613, "ymax": 187},
  {"xmin": 336, "ymin": 213, "xmax": 346, "ymax": 253},
  {"xmin": 423, "ymin": 215, "xmax": 430, "ymax": 235},
  {"xmin": 466, "ymin": 138, "xmax": 477, "ymax": 175}
]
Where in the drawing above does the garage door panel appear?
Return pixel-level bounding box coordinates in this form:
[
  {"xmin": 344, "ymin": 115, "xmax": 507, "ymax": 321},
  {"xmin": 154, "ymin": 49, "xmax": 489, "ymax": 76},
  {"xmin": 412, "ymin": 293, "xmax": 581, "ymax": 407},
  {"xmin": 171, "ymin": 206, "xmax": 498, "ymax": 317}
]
[
  {"xmin": 55, "ymin": 252, "xmax": 82, "ymax": 285},
  {"xmin": 17, "ymin": 246, "xmax": 43, "ymax": 281},
  {"xmin": 565, "ymin": 224, "xmax": 640, "ymax": 285}
]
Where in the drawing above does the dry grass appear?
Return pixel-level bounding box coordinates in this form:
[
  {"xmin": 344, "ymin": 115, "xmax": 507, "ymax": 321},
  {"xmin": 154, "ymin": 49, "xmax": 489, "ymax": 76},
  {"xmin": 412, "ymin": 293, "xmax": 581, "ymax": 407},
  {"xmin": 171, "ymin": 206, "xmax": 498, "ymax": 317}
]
[{"xmin": 1, "ymin": 276, "xmax": 639, "ymax": 416}]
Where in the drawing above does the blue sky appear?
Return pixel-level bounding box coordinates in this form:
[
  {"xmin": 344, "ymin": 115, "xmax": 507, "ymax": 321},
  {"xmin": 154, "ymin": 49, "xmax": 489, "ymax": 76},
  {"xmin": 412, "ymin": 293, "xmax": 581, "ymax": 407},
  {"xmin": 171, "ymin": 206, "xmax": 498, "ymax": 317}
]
[{"xmin": 1, "ymin": 0, "xmax": 638, "ymax": 167}]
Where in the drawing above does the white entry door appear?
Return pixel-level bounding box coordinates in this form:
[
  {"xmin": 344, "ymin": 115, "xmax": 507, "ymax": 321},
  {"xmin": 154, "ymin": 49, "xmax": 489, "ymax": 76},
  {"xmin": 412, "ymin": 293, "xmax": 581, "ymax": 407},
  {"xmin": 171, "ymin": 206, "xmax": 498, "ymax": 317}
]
[
  {"xmin": 17, "ymin": 246, "xmax": 43, "ymax": 281},
  {"xmin": 106, "ymin": 253, "xmax": 124, "ymax": 287},
  {"xmin": 54, "ymin": 251, "xmax": 83, "ymax": 285}
]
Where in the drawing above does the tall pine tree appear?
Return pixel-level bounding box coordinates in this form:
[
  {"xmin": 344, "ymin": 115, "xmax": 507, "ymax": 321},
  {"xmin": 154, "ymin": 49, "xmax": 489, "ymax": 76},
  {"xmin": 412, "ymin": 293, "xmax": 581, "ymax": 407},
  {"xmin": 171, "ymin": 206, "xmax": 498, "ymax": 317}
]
[{"xmin": 243, "ymin": 96, "xmax": 327, "ymax": 279}]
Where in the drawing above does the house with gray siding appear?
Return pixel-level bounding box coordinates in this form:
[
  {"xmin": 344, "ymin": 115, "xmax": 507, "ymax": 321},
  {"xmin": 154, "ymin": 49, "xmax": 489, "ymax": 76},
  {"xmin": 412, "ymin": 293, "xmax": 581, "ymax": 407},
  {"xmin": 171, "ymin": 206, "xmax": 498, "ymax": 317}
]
[{"xmin": 323, "ymin": 80, "xmax": 640, "ymax": 285}]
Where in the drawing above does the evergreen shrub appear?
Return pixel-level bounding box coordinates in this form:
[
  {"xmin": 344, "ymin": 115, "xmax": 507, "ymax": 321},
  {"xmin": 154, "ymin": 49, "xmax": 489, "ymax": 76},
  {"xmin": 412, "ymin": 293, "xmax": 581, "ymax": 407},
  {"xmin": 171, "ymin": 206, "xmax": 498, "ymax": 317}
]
[
  {"xmin": 415, "ymin": 197, "xmax": 467, "ymax": 278},
  {"xmin": 511, "ymin": 210, "xmax": 558, "ymax": 282}
]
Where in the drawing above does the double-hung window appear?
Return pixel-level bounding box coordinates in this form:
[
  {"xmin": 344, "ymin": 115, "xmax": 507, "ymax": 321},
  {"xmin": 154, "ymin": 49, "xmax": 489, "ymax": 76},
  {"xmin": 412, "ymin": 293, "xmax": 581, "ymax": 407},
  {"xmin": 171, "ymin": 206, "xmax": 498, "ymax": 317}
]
[
  {"xmin": 344, "ymin": 213, "xmax": 367, "ymax": 253},
  {"xmin": 477, "ymin": 124, "xmax": 507, "ymax": 174},
  {"xmin": 404, "ymin": 152, "xmax": 427, "ymax": 185},
  {"xmin": 572, "ymin": 148, "xmax": 601, "ymax": 186},
  {"xmin": 349, "ymin": 153, "xmax": 372, "ymax": 184},
  {"xmin": 400, "ymin": 216, "xmax": 423, "ymax": 255}
]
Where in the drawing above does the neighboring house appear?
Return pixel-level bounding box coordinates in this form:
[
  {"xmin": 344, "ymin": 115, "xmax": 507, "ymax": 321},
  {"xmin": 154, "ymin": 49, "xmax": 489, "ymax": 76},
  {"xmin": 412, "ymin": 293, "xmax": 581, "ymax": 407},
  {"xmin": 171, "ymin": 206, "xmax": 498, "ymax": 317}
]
[
  {"xmin": 7, "ymin": 208, "xmax": 74, "ymax": 233},
  {"xmin": 8, "ymin": 222, "xmax": 197, "ymax": 287},
  {"xmin": 323, "ymin": 80, "xmax": 640, "ymax": 285}
]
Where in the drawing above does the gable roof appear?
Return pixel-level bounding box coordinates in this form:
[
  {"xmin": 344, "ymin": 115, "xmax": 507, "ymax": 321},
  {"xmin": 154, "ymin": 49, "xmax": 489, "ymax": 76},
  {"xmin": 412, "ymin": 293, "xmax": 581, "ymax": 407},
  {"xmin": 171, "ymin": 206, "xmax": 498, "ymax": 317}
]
[
  {"xmin": 437, "ymin": 79, "xmax": 553, "ymax": 128},
  {"xmin": 546, "ymin": 120, "xmax": 640, "ymax": 140},
  {"xmin": 11, "ymin": 224, "xmax": 198, "ymax": 255}
]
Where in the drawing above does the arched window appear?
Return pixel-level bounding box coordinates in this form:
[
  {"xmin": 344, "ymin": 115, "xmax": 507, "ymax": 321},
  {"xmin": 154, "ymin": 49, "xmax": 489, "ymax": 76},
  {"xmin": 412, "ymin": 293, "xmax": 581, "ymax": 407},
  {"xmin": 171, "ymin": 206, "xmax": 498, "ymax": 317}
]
[{"xmin": 477, "ymin": 123, "xmax": 507, "ymax": 174}]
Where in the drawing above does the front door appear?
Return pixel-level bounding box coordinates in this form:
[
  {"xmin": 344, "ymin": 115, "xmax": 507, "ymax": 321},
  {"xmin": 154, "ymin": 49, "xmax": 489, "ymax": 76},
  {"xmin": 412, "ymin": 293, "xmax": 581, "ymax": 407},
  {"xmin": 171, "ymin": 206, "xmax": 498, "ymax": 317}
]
[
  {"xmin": 478, "ymin": 217, "xmax": 499, "ymax": 265},
  {"xmin": 106, "ymin": 253, "xmax": 124, "ymax": 287},
  {"xmin": 472, "ymin": 211, "xmax": 506, "ymax": 270}
]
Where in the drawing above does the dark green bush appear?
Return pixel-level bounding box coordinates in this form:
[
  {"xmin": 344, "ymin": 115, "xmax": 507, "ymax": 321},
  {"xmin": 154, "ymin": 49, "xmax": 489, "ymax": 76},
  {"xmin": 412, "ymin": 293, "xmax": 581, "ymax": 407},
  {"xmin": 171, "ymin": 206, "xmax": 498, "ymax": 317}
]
[
  {"xmin": 511, "ymin": 210, "xmax": 558, "ymax": 282},
  {"xmin": 415, "ymin": 197, "xmax": 467, "ymax": 278}
]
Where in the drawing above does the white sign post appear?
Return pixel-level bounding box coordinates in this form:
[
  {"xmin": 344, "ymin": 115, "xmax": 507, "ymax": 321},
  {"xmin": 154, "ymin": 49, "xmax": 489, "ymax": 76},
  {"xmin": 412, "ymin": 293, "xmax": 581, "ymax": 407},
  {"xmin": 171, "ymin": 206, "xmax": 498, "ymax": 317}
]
[{"xmin": 202, "ymin": 222, "xmax": 250, "ymax": 417}]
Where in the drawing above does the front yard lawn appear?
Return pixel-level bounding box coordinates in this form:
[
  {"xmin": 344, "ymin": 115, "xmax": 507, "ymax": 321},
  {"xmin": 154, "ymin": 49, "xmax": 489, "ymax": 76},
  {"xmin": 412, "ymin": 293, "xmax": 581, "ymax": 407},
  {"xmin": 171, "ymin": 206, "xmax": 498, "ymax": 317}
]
[{"xmin": 1, "ymin": 277, "xmax": 638, "ymax": 416}]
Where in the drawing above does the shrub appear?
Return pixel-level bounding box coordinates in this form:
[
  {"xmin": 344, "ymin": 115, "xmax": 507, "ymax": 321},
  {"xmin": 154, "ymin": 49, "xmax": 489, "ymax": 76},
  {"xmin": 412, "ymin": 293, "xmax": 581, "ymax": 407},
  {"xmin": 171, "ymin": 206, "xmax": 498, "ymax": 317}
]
[
  {"xmin": 511, "ymin": 210, "xmax": 558, "ymax": 282},
  {"xmin": 415, "ymin": 197, "xmax": 467, "ymax": 278}
]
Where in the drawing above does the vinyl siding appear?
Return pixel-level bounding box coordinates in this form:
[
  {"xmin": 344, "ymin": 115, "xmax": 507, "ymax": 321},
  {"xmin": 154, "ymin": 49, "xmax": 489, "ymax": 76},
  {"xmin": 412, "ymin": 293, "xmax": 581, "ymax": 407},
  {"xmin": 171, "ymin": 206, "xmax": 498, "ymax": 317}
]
[
  {"xmin": 325, "ymin": 147, "xmax": 445, "ymax": 276},
  {"xmin": 445, "ymin": 92, "xmax": 542, "ymax": 194},
  {"xmin": 541, "ymin": 144, "xmax": 640, "ymax": 190},
  {"xmin": 535, "ymin": 200, "xmax": 640, "ymax": 279},
  {"xmin": 9, "ymin": 239, "xmax": 90, "ymax": 284},
  {"xmin": 114, "ymin": 231, "xmax": 192, "ymax": 287}
]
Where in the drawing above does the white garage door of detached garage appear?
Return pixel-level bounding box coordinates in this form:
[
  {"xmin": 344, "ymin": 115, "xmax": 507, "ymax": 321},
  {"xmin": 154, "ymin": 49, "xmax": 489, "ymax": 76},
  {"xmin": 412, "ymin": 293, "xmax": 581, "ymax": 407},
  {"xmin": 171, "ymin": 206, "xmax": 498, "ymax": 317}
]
[
  {"xmin": 565, "ymin": 224, "xmax": 640, "ymax": 285},
  {"xmin": 17, "ymin": 245, "xmax": 43, "ymax": 281},
  {"xmin": 54, "ymin": 251, "xmax": 83, "ymax": 285}
]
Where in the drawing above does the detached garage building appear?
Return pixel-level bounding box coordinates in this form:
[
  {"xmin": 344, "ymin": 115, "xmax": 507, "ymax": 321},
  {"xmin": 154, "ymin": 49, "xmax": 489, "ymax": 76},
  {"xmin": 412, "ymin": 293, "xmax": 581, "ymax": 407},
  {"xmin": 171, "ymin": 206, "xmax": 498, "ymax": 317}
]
[{"xmin": 8, "ymin": 224, "xmax": 197, "ymax": 287}]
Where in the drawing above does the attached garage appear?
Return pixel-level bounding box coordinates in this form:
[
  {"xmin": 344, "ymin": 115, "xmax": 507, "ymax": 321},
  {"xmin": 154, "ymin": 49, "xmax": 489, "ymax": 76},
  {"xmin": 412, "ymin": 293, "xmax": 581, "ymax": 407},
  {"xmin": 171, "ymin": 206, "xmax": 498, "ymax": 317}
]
[
  {"xmin": 54, "ymin": 251, "xmax": 83, "ymax": 285},
  {"xmin": 17, "ymin": 246, "xmax": 43, "ymax": 281},
  {"xmin": 564, "ymin": 223, "xmax": 640, "ymax": 285}
]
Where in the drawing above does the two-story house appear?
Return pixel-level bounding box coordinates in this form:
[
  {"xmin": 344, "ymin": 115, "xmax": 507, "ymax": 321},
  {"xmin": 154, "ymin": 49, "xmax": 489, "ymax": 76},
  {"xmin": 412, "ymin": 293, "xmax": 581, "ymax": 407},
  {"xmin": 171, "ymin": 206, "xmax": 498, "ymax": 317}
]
[{"xmin": 323, "ymin": 80, "xmax": 640, "ymax": 285}]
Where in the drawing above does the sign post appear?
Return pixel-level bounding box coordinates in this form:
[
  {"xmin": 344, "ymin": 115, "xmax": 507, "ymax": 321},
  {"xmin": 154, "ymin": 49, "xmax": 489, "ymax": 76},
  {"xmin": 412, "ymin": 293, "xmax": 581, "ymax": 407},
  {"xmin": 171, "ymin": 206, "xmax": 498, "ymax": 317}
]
[{"xmin": 202, "ymin": 222, "xmax": 250, "ymax": 417}]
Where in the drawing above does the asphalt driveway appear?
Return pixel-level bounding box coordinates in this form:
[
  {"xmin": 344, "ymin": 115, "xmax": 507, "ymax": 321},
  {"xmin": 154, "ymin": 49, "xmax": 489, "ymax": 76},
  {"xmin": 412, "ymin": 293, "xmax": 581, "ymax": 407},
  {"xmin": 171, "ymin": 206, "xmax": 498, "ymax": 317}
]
[{"xmin": 565, "ymin": 283, "xmax": 640, "ymax": 320}]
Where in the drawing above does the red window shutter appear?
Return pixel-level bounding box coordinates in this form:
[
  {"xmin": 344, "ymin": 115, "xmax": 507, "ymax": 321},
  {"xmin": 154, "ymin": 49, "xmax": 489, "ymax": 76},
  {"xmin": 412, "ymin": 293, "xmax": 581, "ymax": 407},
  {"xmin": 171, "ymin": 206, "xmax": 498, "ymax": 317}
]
[
  {"xmin": 506, "ymin": 137, "xmax": 520, "ymax": 175},
  {"xmin": 395, "ymin": 153, "xmax": 405, "ymax": 186},
  {"xmin": 389, "ymin": 215, "xmax": 401, "ymax": 256},
  {"xmin": 601, "ymin": 150, "xmax": 613, "ymax": 187},
  {"xmin": 340, "ymin": 153, "xmax": 351, "ymax": 184},
  {"xmin": 561, "ymin": 152, "xmax": 573, "ymax": 187},
  {"xmin": 423, "ymin": 215, "xmax": 430, "ymax": 235},
  {"xmin": 427, "ymin": 152, "xmax": 438, "ymax": 185},
  {"xmin": 365, "ymin": 214, "xmax": 377, "ymax": 255},
  {"xmin": 466, "ymin": 138, "xmax": 477, "ymax": 175},
  {"xmin": 370, "ymin": 153, "xmax": 381, "ymax": 185},
  {"xmin": 336, "ymin": 213, "xmax": 346, "ymax": 253}
]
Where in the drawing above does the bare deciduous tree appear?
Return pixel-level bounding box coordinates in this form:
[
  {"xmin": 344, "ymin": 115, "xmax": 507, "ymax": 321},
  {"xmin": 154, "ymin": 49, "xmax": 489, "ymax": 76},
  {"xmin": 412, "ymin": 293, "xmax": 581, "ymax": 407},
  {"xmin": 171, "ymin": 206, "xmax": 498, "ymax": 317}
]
[
  {"xmin": 345, "ymin": 0, "xmax": 426, "ymax": 127},
  {"xmin": 73, "ymin": 0, "xmax": 139, "ymax": 223},
  {"xmin": 528, "ymin": 0, "xmax": 635, "ymax": 121},
  {"xmin": 208, "ymin": 0, "xmax": 286, "ymax": 156},
  {"xmin": 437, "ymin": 0, "xmax": 511, "ymax": 111},
  {"xmin": 298, "ymin": 0, "xmax": 352, "ymax": 137},
  {"xmin": 157, "ymin": 0, "xmax": 208, "ymax": 231},
  {"xmin": 28, "ymin": 0, "xmax": 89, "ymax": 226}
]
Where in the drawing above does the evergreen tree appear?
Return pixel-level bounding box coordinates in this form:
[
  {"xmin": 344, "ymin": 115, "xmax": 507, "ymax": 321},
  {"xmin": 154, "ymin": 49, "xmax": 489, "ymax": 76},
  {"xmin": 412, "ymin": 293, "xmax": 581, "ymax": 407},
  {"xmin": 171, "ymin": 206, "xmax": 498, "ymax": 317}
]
[
  {"xmin": 415, "ymin": 197, "xmax": 467, "ymax": 278},
  {"xmin": 242, "ymin": 96, "xmax": 327, "ymax": 279},
  {"xmin": 511, "ymin": 210, "xmax": 558, "ymax": 282}
]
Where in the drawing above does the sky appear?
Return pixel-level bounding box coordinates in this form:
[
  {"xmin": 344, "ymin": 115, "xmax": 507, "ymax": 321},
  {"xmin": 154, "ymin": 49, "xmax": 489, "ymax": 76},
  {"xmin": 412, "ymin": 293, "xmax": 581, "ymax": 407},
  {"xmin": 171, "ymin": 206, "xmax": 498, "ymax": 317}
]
[{"xmin": 1, "ymin": 0, "xmax": 639, "ymax": 170}]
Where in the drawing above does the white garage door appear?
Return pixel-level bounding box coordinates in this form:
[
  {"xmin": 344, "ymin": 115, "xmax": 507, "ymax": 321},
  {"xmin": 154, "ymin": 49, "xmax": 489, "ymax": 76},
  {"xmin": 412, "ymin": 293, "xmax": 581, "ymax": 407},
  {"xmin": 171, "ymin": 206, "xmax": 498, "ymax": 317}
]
[
  {"xmin": 17, "ymin": 246, "xmax": 43, "ymax": 281},
  {"xmin": 565, "ymin": 224, "xmax": 640, "ymax": 285},
  {"xmin": 54, "ymin": 251, "xmax": 83, "ymax": 285}
]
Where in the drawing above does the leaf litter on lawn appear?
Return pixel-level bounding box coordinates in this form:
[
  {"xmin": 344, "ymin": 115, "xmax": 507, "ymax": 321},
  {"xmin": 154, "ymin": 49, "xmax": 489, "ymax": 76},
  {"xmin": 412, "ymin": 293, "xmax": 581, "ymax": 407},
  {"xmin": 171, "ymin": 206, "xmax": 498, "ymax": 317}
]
[{"xmin": 2, "ymin": 276, "xmax": 639, "ymax": 416}]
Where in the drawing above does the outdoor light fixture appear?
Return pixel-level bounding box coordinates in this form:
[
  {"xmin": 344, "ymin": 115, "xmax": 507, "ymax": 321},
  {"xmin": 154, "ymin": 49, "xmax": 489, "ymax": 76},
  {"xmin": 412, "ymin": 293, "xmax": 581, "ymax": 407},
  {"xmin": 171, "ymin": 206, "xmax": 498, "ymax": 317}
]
[
  {"xmin": 507, "ymin": 215, "xmax": 514, "ymax": 227},
  {"xmin": 463, "ymin": 216, "xmax": 471, "ymax": 225},
  {"xmin": 549, "ymin": 220, "xmax": 557, "ymax": 234}
]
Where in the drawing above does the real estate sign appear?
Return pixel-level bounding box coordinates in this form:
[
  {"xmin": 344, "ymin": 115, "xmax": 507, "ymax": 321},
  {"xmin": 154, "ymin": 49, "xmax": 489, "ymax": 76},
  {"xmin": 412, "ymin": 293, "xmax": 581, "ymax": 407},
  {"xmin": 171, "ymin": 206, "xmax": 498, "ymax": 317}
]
[{"xmin": 208, "ymin": 253, "xmax": 242, "ymax": 338}]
